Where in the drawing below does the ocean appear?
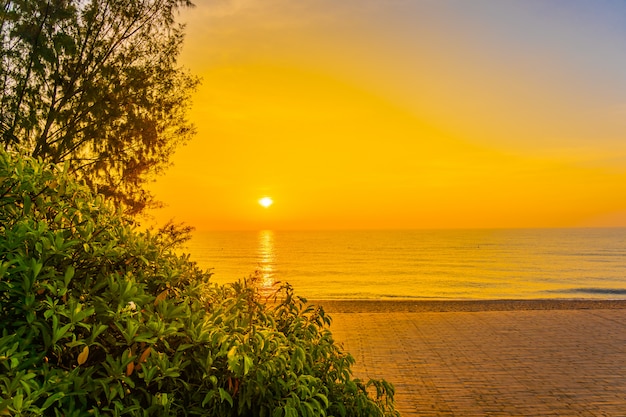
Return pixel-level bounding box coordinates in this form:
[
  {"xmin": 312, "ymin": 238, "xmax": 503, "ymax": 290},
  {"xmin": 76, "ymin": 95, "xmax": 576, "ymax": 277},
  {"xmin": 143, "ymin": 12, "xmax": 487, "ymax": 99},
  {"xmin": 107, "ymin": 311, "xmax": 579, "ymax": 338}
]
[{"xmin": 181, "ymin": 228, "xmax": 626, "ymax": 300}]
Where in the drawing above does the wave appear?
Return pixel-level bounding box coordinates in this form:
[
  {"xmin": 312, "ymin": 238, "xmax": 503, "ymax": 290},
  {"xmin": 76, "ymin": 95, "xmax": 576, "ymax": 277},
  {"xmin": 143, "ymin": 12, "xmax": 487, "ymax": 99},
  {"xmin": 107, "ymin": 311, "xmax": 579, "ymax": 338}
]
[{"xmin": 561, "ymin": 288, "xmax": 626, "ymax": 295}]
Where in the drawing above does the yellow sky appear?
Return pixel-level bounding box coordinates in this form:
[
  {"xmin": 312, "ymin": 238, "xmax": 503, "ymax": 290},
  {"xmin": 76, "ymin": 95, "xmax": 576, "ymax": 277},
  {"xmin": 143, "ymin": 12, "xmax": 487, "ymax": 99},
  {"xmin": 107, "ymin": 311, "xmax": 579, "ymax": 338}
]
[{"xmin": 148, "ymin": 0, "xmax": 626, "ymax": 231}]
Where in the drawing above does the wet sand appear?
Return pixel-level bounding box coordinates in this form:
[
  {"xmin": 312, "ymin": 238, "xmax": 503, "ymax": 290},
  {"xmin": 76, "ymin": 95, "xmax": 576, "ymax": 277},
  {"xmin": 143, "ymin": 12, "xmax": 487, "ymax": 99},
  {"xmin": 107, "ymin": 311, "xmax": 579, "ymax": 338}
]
[{"xmin": 315, "ymin": 299, "xmax": 626, "ymax": 416}]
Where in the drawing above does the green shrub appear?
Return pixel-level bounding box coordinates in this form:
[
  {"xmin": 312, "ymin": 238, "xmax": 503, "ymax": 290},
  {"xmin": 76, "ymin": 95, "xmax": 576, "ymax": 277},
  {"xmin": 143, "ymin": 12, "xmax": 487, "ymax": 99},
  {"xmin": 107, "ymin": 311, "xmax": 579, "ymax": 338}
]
[{"xmin": 0, "ymin": 150, "xmax": 400, "ymax": 417}]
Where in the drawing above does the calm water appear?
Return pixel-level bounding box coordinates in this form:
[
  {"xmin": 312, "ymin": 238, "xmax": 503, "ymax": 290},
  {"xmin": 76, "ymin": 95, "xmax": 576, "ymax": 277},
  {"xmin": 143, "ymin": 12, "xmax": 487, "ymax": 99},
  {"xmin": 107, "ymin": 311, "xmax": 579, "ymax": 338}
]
[{"xmin": 182, "ymin": 228, "xmax": 626, "ymax": 300}]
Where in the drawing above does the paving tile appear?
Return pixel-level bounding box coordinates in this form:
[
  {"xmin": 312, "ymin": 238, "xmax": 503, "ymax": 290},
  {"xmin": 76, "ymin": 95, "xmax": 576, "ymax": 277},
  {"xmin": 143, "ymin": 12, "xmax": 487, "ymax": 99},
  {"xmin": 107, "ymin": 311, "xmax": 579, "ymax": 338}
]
[{"xmin": 329, "ymin": 309, "xmax": 626, "ymax": 417}]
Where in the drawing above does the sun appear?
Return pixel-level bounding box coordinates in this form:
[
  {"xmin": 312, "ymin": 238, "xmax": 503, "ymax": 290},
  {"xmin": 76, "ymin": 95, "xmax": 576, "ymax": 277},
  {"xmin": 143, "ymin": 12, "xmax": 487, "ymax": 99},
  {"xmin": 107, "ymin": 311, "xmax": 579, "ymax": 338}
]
[{"xmin": 259, "ymin": 197, "xmax": 273, "ymax": 208}]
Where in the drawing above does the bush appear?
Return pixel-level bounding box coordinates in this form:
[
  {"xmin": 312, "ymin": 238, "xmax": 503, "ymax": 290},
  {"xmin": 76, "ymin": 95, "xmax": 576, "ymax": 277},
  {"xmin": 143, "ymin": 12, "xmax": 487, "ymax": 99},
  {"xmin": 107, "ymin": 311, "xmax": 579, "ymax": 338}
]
[{"xmin": 0, "ymin": 150, "xmax": 400, "ymax": 416}]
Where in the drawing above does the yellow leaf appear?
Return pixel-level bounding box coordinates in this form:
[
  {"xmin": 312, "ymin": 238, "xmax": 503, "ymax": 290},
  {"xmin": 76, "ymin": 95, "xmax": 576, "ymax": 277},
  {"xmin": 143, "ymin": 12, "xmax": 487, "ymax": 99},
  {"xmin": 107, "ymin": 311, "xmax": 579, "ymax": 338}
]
[
  {"xmin": 126, "ymin": 350, "xmax": 135, "ymax": 376},
  {"xmin": 154, "ymin": 290, "xmax": 168, "ymax": 306},
  {"xmin": 77, "ymin": 345, "xmax": 89, "ymax": 365},
  {"xmin": 138, "ymin": 346, "xmax": 152, "ymax": 364}
]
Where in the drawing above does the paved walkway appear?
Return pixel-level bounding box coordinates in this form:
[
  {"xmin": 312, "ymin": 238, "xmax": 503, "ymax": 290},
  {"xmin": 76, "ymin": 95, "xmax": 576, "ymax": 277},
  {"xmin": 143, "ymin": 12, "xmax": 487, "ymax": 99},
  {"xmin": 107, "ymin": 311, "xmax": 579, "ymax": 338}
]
[{"xmin": 328, "ymin": 308, "xmax": 626, "ymax": 416}]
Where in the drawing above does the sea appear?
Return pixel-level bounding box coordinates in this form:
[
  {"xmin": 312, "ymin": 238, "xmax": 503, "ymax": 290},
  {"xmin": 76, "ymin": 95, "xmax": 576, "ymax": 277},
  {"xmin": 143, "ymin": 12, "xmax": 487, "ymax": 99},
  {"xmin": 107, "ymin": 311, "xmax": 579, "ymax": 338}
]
[{"xmin": 181, "ymin": 228, "xmax": 626, "ymax": 300}]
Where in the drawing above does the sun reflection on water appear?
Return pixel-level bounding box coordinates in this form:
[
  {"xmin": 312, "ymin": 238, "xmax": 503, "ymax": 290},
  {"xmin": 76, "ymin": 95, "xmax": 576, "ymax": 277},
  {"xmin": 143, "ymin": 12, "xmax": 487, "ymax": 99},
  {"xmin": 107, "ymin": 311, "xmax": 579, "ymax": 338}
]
[{"xmin": 256, "ymin": 230, "xmax": 276, "ymax": 295}]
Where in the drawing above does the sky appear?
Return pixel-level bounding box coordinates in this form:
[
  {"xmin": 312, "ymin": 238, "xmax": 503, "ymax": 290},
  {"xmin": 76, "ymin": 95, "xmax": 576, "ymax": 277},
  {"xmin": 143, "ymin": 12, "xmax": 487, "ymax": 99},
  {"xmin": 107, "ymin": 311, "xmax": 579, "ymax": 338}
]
[{"xmin": 148, "ymin": 0, "xmax": 626, "ymax": 231}]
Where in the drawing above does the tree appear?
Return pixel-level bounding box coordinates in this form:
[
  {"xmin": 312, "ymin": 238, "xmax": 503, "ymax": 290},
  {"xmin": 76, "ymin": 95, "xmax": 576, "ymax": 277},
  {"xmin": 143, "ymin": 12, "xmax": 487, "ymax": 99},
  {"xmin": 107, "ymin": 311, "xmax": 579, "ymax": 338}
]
[
  {"xmin": 0, "ymin": 0, "xmax": 199, "ymax": 213},
  {"xmin": 0, "ymin": 149, "xmax": 400, "ymax": 416}
]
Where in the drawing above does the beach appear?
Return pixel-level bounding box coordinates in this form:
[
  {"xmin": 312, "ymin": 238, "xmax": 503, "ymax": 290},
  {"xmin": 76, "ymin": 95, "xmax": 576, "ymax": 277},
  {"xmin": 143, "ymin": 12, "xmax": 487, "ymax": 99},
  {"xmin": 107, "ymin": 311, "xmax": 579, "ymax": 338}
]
[{"xmin": 318, "ymin": 299, "xmax": 626, "ymax": 417}]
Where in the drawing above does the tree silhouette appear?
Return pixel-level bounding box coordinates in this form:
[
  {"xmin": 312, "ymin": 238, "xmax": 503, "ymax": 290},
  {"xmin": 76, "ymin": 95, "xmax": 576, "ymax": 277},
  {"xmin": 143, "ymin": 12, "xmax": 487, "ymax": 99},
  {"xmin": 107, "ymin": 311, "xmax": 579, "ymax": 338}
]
[{"xmin": 0, "ymin": 0, "xmax": 199, "ymax": 212}]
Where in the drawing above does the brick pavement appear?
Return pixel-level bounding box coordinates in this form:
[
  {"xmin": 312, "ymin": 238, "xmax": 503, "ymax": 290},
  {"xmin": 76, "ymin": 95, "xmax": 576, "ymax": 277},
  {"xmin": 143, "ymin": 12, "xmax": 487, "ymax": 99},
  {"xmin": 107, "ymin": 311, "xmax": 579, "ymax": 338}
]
[{"xmin": 328, "ymin": 309, "xmax": 626, "ymax": 416}]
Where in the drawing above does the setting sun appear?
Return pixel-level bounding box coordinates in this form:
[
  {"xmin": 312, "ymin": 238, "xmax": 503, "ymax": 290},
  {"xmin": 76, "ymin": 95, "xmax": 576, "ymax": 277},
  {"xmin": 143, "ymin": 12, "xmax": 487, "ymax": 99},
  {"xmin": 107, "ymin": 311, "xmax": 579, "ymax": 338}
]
[{"xmin": 259, "ymin": 197, "xmax": 274, "ymax": 208}]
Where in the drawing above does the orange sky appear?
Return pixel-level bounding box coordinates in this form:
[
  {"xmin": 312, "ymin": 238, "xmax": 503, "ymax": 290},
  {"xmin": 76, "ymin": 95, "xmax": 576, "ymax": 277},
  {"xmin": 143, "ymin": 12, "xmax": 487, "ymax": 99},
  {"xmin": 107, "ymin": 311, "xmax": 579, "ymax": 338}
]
[{"xmin": 148, "ymin": 0, "xmax": 626, "ymax": 231}]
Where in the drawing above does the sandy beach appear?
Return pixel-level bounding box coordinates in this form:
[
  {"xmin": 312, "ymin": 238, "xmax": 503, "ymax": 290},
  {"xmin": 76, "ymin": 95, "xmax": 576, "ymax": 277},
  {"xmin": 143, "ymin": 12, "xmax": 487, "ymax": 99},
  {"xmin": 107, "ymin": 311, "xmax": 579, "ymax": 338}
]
[{"xmin": 316, "ymin": 299, "xmax": 626, "ymax": 417}]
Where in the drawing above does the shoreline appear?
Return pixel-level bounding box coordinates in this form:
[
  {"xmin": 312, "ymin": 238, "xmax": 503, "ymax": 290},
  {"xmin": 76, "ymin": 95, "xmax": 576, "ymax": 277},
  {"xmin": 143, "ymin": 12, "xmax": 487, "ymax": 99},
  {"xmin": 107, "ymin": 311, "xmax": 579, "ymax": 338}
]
[{"xmin": 310, "ymin": 298, "xmax": 626, "ymax": 313}]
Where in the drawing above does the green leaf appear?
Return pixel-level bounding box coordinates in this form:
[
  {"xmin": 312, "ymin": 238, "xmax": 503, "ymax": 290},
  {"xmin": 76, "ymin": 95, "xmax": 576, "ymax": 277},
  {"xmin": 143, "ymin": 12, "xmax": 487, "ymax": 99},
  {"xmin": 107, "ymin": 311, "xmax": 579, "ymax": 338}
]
[
  {"xmin": 23, "ymin": 194, "xmax": 32, "ymax": 215},
  {"xmin": 53, "ymin": 323, "xmax": 73, "ymax": 344},
  {"xmin": 243, "ymin": 355, "xmax": 254, "ymax": 376},
  {"xmin": 0, "ymin": 261, "xmax": 14, "ymax": 279},
  {"xmin": 218, "ymin": 388, "xmax": 233, "ymax": 407},
  {"xmin": 201, "ymin": 390, "xmax": 215, "ymax": 407},
  {"xmin": 31, "ymin": 260, "xmax": 43, "ymax": 279},
  {"xmin": 315, "ymin": 393, "xmax": 329, "ymax": 408},
  {"xmin": 40, "ymin": 392, "xmax": 65, "ymax": 411},
  {"xmin": 301, "ymin": 402, "xmax": 316, "ymax": 417},
  {"xmin": 64, "ymin": 265, "xmax": 75, "ymax": 286},
  {"xmin": 115, "ymin": 320, "xmax": 140, "ymax": 346},
  {"xmin": 227, "ymin": 346, "xmax": 239, "ymax": 373},
  {"xmin": 89, "ymin": 324, "xmax": 108, "ymax": 341},
  {"xmin": 284, "ymin": 405, "xmax": 298, "ymax": 417},
  {"xmin": 12, "ymin": 393, "xmax": 23, "ymax": 412}
]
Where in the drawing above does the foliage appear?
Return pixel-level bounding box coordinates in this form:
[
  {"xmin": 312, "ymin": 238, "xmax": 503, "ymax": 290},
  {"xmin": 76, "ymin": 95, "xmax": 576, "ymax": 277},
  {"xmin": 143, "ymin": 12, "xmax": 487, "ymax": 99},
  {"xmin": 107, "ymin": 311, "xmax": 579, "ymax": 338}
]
[
  {"xmin": 0, "ymin": 150, "xmax": 400, "ymax": 416},
  {"xmin": 0, "ymin": 0, "xmax": 199, "ymax": 212}
]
